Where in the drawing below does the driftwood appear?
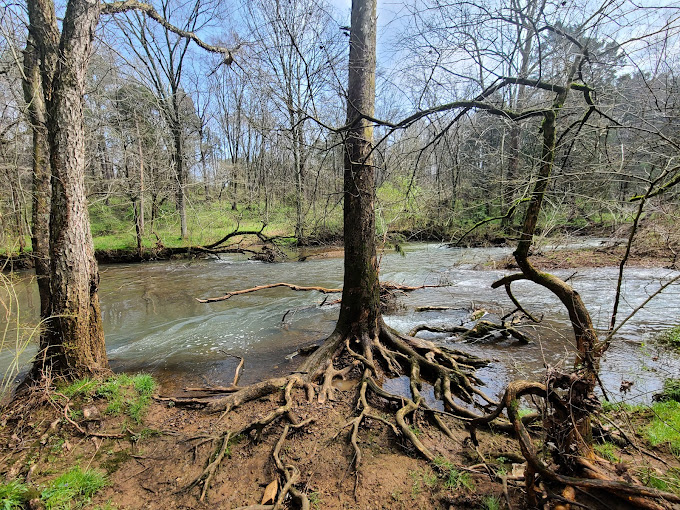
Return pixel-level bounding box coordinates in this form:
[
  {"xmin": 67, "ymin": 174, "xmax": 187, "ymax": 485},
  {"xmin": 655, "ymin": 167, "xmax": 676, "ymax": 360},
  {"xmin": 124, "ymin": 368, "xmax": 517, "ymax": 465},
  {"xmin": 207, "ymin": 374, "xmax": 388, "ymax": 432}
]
[
  {"xmin": 409, "ymin": 320, "xmax": 532, "ymax": 344},
  {"xmin": 197, "ymin": 281, "xmax": 439, "ymax": 304}
]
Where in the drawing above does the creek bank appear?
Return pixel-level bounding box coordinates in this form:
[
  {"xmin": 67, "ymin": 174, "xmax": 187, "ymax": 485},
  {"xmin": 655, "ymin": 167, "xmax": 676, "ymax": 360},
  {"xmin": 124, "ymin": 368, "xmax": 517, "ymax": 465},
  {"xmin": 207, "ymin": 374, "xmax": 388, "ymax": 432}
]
[
  {"xmin": 496, "ymin": 244, "xmax": 678, "ymax": 270},
  {"xmin": 3, "ymin": 370, "xmax": 680, "ymax": 510},
  {"xmin": 0, "ymin": 378, "xmax": 523, "ymax": 510}
]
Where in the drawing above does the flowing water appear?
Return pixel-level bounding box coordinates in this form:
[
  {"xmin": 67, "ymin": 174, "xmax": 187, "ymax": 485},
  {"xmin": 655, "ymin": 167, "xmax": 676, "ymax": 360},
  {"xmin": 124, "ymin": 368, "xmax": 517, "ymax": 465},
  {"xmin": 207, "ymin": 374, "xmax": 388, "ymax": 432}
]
[{"xmin": 2, "ymin": 242, "xmax": 679, "ymax": 403}]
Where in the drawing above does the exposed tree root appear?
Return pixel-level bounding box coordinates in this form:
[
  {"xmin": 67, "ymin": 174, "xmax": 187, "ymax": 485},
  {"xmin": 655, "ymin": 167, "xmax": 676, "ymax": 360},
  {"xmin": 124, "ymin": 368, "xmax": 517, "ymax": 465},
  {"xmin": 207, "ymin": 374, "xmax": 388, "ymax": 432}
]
[
  {"xmin": 171, "ymin": 317, "xmax": 514, "ymax": 504},
  {"xmin": 469, "ymin": 381, "xmax": 680, "ymax": 510},
  {"xmin": 167, "ymin": 304, "xmax": 674, "ymax": 510}
]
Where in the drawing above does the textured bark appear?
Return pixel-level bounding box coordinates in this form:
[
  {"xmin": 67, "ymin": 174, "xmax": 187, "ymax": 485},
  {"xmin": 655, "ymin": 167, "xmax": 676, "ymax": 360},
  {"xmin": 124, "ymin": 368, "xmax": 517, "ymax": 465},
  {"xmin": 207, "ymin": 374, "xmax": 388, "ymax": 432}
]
[
  {"xmin": 22, "ymin": 36, "xmax": 52, "ymax": 325},
  {"xmin": 28, "ymin": 0, "xmax": 109, "ymax": 378},
  {"xmin": 298, "ymin": 0, "xmax": 379, "ymax": 378}
]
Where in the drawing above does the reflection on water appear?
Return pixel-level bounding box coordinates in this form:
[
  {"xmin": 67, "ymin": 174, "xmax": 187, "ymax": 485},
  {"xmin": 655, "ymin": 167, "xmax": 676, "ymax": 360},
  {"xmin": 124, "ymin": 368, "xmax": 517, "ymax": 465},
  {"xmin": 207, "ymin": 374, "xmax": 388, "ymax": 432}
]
[{"xmin": 1, "ymin": 242, "xmax": 679, "ymax": 402}]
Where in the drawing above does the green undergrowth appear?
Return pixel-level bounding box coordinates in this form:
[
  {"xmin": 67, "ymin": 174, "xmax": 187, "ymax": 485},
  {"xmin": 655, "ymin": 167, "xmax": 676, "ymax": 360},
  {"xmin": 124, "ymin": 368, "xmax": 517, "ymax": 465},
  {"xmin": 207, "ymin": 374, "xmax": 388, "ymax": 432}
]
[
  {"xmin": 90, "ymin": 198, "xmax": 296, "ymax": 252},
  {"xmin": 0, "ymin": 467, "xmax": 107, "ymax": 510},
  {"xmin": 637, "ymin": 467, "xmax": 680, "ymax": 494},
  {"xmin": 645, "ymin": 400, "xmax": 680, "ymax": 455},
  {"xmin": 0, "ymin": 480, "xmax": 29, "ymax": 509},
  {"xmin": 657, "ymin": 378, "xmax": 680, "ymax": 402},
  {"xmin": 597, "ymin": 394, "xmax": 680, "ymax": 495},
  {"xmin": 657, "ymin": 325, "xmax": 680, "ymax": 349},
  {"xmin": 602, "ymin": 395, "xmax": 680, "ymax": 457},
  {"xmin": 57, "ymin": 373, "xmax": 156, "ymax": 424},
  {"xmin": 432, "ymin": 455, "xmax": 475, "ymax": 491},
  {"xmin": 40, "ymin": 467, "xmax": 107, "ymax": 509}
]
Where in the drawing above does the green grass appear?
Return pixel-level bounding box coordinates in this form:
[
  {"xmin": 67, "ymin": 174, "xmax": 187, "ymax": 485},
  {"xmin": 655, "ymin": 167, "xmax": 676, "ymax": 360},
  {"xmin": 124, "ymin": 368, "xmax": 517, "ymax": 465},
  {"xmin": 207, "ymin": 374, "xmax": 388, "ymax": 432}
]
[
  {"xmin": 432, "ymin": 455, "xmax": 475, "ymax": 491},
  {"xmin": 0, "ymin": 480, "xmax": 29, "ymax": 509},
  {"xmin": 89, "ymin": 198, "xmax": 299, "ymax": 252},
  {"xmin": 57, "ymin": 373, "xmax": 156, "ymax": 424},
  {"xmin": 600, "ymin": 400, "xmax": 646, "ymax": 414},
  {"xmin": 308, "ymin": 491, "xmax": 322, "ymax": 510},
  {"xmin": 645, "ymin": 400, "xmax": 680, "ymax": 455},
  {"xmin": 657, "ymin": 379, "xmax": 680, "ymax": 402},
  {"xmin": 481, "ymin": 495, "xmax": 503, "ymax": 510},
  {"xmin": 59, "ymin": 378, "xmax": 99, "ymax": 399},
  {"xmin": 40, "ymin": 467, "xmax": 107, "ymax": 510},
  {"xmin": 594, "ymin": 442, "xmax": 620, "ymax": 463},
  {"xmin": 638, "ymin": 467, "xmax": 680, "ymax": 494}
]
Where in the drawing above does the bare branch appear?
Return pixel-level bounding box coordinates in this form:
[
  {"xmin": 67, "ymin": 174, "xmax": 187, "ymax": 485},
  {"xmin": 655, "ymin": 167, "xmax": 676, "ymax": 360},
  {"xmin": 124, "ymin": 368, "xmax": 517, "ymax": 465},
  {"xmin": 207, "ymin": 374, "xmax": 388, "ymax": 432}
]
[{"xmin": 100, "ymin": 0, "xmax": 235, "ymax": 63}]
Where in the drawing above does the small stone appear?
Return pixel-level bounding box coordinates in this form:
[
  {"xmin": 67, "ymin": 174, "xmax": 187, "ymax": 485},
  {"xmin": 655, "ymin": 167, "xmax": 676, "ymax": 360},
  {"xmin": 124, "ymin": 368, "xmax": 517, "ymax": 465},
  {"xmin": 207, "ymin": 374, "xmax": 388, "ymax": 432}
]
[
  {"xmin": 28, "ymin": 498, "xmax": 44, "ymax": 510},
  {"xmin": 82, "ymin": 406, "xmax": 100, "ymax": 421}
]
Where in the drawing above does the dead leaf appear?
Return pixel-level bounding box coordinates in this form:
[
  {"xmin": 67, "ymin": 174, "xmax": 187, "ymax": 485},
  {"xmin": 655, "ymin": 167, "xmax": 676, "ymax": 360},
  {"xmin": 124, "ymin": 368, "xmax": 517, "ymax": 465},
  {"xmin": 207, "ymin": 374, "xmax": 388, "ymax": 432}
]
[
  {"xmin": 261, "ymin": 479, "xmax": 278, "ymax": 504},
  {"xmin": 511, "ymin": 462, "xmax": 526, "ymax": 478}
]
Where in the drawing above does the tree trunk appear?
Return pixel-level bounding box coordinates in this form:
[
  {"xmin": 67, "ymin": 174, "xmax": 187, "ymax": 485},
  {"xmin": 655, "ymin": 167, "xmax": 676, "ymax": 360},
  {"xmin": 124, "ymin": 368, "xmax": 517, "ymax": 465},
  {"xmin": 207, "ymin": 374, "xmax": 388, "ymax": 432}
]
[
  {"xmin": 135, "ymin": 117, "xmax": 145, "ymax": 237},
  {"xmin": 303, "ymin": 0, "xmax": 379, "ymax": 378},
  {"xmin": 508, "ymin": 91, "xmax": 599, "ymax": 468},
  {"xmin": 172, "ymin": 125, "xmax": 188, "ymax": 239},
  {"xmin": 22, "ymin": 36, "xmax": 52, "ymax": 323},
  {"xmin": 337, "ymin": 0, "xmax": 379, "ymax": 337},
  {"xmin": 30, "ymin": 0, "xmax": 109, "ymax": 378}
]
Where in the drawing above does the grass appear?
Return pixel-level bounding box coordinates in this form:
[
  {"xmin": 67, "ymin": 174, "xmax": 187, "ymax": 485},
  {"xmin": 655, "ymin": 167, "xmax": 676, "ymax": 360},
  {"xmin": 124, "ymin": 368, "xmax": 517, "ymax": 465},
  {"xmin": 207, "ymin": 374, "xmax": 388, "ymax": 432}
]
[
  {"xmin": 657, "ymin": 378, "xmax": 680, "ymax": 402},
  {"xmin": 594, "ymin": 442, "xmax": 620, "ymax": 463},
  {"xmin": 40, "ymin": 467, "xmax": 107, "ymax": 509},
  {"xmin": 432, "ymin": 455, "xmax": 475, "ymax": 491},
  {"xmin": 58, "ymin": 373, "xmax": 156, "ymax": 424},
  {"xmin": 408, "ymin": 468, "xmax": 438, "ymax": 496},
  {"xmin": 308, "ymin": 491, "xmax": 322, "ymax": 510},
  {"xmin": 481, "ymin": 495, "xmax": 503, "ymax": 510},
  {"xmin": 638, "ymin": 467, "xmax": 680, "ymax": 494},
  {"xmin": 89, "ymin": 198, "xmax": 299, "ymax": 252},
  {"xmin": 0, "ymin": 480, "xmax": 29, "ymax": 509},
  {"xmin": 645, "ymin": 400, "xmax": 680, "ymax": 455},
  {"xmin": 656, "ymin": 325, "xmax": 680, "ymax": 348}
]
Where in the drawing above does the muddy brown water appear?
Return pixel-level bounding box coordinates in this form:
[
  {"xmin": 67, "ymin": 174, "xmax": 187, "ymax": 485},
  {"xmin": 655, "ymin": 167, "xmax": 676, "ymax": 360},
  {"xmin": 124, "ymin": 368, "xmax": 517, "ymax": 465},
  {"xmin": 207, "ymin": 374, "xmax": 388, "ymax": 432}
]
[{"xmin": 1, "ymin": 241, "xmax": 679, "ymax": 403}]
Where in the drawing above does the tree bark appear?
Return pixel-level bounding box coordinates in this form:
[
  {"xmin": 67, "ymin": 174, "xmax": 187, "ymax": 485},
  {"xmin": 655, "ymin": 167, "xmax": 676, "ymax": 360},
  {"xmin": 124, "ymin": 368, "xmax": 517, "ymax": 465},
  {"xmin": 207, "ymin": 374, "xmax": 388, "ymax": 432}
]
[
  {"xmin": 298, "ymin": 0, "xmax": 379, "ymax": 377},
  {"xmin": 29, "ymin": 0, "xmax": 109, "ymax": 378},
  {"xmin": 22, "ymin": 36, "xmax": 52, "ymax": 325},
  {"xmin": 336, "ymin": 0, "xmax": 379, "ymax": 339}
]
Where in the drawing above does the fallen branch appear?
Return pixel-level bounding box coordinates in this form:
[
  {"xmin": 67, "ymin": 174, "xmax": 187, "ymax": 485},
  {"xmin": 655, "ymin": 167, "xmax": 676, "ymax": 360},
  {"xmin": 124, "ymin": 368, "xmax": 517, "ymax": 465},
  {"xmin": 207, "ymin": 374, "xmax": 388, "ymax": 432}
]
[
  {"xmin": 198, "ymin": 281, "xmax": 440, "ymax": 304},
  {"xmin": 197, "ymin": 283, "xmax": 342, "ymax": 303},
  {"xmin": 409, "ymin": 320, "xmax": 532, "ymax": 344}
]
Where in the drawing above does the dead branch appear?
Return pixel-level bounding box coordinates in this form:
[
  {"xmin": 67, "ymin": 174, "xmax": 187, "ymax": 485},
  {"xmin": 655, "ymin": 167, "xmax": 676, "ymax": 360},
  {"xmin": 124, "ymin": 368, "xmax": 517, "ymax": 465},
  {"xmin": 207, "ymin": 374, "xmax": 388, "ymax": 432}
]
[
  {"xmin": 198, "ymin": 281, "xmax": 439, "ymax": 304},
  {"xmin": 409, "ymin": 320, "xmax": 532, "ymax": 344},
  {"xmin": 197, "ymin": 283, "xmax": 342, "ymax": 303}
]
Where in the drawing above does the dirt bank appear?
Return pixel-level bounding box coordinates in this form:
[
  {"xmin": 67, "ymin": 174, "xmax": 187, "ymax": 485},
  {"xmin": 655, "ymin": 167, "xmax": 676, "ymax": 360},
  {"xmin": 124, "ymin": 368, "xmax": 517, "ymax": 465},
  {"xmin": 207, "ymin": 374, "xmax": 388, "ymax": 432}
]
[{"xmin": 1, "ymin": 381, "xmax": 521, "ymax": 510}]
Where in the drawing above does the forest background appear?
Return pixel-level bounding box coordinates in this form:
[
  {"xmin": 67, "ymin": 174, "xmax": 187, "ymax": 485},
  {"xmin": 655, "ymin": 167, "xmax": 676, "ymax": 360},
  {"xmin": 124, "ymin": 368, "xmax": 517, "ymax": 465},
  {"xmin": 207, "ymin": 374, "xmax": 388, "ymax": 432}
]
[{"xmin": 1, "ymin": 0, "xmax": 678, "ymax": 259}]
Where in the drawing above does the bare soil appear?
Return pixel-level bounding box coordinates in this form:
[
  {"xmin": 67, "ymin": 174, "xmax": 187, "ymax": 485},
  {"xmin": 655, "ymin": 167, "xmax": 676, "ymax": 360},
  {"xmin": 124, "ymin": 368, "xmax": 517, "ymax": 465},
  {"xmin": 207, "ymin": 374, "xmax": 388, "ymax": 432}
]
[
  {"xmin": 3, "ymin": 376, "xmax": 680, "ymax": 510},
  {"xmin": 0, "ymin": 382, "xmax": 525, "ymax": 509}
]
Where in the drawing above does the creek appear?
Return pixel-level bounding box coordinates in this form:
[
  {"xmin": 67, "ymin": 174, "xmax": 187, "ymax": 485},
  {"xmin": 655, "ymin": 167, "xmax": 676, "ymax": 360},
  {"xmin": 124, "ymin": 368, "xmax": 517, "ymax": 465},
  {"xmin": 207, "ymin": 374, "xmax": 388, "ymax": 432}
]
[{"xmin": 2, "ymin": 242, "xmax": 679, "ymax": 403}]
